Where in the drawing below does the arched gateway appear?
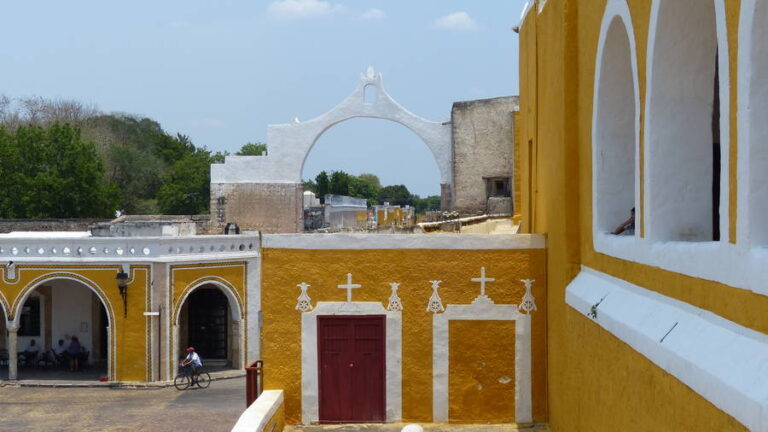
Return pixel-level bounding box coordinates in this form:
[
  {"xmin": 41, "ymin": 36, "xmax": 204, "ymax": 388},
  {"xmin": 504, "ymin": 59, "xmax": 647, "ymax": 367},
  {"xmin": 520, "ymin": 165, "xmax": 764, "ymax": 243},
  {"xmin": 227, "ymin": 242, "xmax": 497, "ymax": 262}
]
[{"xmin": 210, "ymin": 67, "xmax": 453, "ymax": 233}]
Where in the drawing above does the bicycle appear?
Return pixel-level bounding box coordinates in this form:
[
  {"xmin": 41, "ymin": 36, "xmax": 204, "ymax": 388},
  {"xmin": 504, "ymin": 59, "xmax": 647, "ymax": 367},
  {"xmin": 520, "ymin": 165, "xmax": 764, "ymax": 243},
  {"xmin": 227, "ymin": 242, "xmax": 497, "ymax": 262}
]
[{"xmin": 174, "ymin": 365, "xmax": 211, "ymax": 390}]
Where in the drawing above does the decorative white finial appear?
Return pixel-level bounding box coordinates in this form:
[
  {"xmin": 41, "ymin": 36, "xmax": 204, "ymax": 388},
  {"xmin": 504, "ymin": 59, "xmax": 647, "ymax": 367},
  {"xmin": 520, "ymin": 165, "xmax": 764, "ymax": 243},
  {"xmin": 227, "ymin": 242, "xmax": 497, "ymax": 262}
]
[
  {"xmin": 386, "ymin": 283, "xmax": 403, "ymax": 311},
  {"xmin": 295, "ymin": 282, "xmax": 313, "ymax": 312},
  {"xmin": 426, "ymin": 280, "xmax": 444, "ymax": 313},
  {"xmin": 338, "ymin": 273, "xmax": 362, "ymax": 302},
  {"xmin": 292, "ymin": 117, "xmax": 300, "ymax": 124},
  {"xmin": 518, "ymin": 279, "xmax": 537, "ymax": 314},
  {"xmin": 366, "ymin": 65, "xmax": 375, "ymax": 78}
]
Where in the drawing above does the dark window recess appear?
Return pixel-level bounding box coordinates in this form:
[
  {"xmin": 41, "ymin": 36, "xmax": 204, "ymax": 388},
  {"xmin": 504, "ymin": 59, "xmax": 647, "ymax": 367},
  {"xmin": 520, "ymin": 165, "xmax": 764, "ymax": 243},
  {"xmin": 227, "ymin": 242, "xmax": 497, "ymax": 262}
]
[
  {"xmin": 711, "ymin": 51, "xmax": 721, "ymax": 242},
  {"xmin": 19, "ymin": 296, "xmax": 41, "ymax": 337},
  {"xmin": 484, "ymin": 177, "xmax": 512, "ymax": 198}
]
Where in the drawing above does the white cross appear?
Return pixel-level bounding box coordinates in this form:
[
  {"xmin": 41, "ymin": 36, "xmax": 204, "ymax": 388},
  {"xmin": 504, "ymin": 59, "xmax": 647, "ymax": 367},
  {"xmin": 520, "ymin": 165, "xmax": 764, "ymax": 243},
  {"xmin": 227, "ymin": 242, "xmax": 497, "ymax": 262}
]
[
  {"xmin": 338, "ymin": 273, "xmax": 361, "ymax": 302},
  {"xmin": 471, "ymin": 267, "xmax": 495, "ymax": 297}
]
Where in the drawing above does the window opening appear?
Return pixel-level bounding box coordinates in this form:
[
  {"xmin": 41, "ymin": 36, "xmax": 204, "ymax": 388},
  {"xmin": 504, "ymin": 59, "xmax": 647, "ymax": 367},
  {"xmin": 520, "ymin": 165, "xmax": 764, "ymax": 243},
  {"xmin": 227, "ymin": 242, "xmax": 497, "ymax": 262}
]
[
  {"xmin": 364, "ymin": 85, "xmax": 377, "ymax": 104},
  {"xmin": 19, "ymin": 296, "xmax": 40, "ymax": 337},
  {"xmin": 711, "ymin": 52, "xmax": 721, "ymax": 241}
]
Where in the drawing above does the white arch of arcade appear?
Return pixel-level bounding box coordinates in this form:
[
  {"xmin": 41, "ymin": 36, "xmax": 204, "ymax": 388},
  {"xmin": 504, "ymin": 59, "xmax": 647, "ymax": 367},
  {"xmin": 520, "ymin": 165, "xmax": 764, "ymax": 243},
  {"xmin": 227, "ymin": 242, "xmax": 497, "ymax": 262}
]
[
  {"xmin": 171, "ymin": 279, "xmax": 245, "ymax": 375},
  {"xmin": 6, "ymin": 274, "xmax": 116, "ymax": 381}
]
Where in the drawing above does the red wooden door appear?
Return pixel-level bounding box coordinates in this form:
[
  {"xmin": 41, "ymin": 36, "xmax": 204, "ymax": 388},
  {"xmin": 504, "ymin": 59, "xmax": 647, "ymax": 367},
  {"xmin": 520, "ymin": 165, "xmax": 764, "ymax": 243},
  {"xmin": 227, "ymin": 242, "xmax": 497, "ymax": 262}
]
[{"xmin": 318, "ymin": 315, "xmax": 385, "ymax": 423}]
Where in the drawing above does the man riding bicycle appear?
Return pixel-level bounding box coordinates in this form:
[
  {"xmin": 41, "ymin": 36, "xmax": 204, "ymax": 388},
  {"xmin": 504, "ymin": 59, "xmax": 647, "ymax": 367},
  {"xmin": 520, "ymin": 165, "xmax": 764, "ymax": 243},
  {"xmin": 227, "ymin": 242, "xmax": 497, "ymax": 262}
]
[{"xmin": 181, "ymin": 347, "xmax": 203, "ymax": 381}]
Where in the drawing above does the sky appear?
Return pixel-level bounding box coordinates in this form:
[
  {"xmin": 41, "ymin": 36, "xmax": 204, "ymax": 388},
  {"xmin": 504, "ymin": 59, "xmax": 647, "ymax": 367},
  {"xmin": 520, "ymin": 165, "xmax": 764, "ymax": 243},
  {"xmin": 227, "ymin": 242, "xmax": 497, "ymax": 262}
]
[{"xmin": 1, "ymin": 0, "xmax": 526, "ymax": 197}]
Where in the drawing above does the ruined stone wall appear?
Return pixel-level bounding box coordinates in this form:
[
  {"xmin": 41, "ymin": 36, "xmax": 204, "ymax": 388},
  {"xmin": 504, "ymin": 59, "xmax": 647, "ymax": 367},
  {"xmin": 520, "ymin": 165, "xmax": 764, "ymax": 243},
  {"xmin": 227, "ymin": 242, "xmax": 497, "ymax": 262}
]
[
  {"xmin": 210, "ymin": 183, "xmax": 303, "ymax": 233},
  {"xmin": 451, "ymin": 96, "xmax": 518, "ymax": 216},
  {"xmin": 0, "ymin": 219, "xmax": 109, "ymax": 233}
]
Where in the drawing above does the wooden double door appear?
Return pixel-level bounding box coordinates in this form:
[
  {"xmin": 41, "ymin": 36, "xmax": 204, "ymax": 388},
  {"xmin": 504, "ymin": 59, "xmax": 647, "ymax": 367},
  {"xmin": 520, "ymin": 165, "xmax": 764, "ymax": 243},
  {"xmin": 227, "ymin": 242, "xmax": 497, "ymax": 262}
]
[{"xmin": 318, "ymin": 315, "xmax": 386, "ymax": 423}]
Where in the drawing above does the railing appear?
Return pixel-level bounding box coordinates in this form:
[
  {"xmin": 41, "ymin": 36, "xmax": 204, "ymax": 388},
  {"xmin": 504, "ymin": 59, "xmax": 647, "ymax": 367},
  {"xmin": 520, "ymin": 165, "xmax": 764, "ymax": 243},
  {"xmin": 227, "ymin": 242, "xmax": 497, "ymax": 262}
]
[{"xmin": 246, "ymin": 360, "xmax": 264, "ymax": 407}]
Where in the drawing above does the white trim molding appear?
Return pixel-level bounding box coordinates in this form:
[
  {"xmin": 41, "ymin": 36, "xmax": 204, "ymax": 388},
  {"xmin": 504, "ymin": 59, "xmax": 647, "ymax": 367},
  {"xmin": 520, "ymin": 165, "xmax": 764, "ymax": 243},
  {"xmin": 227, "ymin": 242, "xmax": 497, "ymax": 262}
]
[
  {"xmin": 432, "ymin": 298, "xmax": 532, "ymax": 424},
  {"xmin": 301, "ymin": 302, "xmax": 402, "ymax": 425},
  {"xmin": 264, "ymin": 233, "xmax": 545, "ymax": 250},
  {"xmin": 566, "ymin": 267, "xmax": 768, "ymax": 432}
]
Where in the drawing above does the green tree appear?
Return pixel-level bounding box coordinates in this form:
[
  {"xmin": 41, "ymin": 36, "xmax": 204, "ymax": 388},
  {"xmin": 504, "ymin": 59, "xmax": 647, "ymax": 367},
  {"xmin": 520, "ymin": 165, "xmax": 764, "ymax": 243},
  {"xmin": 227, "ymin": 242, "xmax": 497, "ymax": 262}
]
[
  {"xmin": 0, "ymin": 124, "xmax": 118, "ymax": 218},
  {"xmin": 315, "ymin": 171, "xmax": 330, "ymax": 203},
  {"xmin": 329, "ymin": 171, "xmax": 352, "ymax": 196},
  {"xmin": 157, "ymin": 147, "xmax": 215, "ymax": 215},
  {"xmin": 236, "ymin": 142, "xmax": 267, "ymax": 156},
  {"xmin": 378, "ymin": 184, "xmax": 413, "ymax": 206},
  {"xmin": 357, "ymin": 173, "xmax": 381, "ymax": 189},
  {"xmin": 413, "ymin": 195, "xmax": 441, "ymax": 214}
]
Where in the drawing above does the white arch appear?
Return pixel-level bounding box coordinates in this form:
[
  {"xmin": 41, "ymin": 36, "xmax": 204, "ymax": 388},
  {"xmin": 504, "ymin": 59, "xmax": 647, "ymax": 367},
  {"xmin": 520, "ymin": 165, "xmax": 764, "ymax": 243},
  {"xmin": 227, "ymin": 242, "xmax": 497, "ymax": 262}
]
[
  {"xmin": 173, "ymin": 278, "xmax": 243, "ymax": 324},
  {"xmin": 172, "ymin": 279, "xmax": 245, "ymax": 372},
  {"xmin": 10, "ymin": 274, "xmax": 116, "ymax": 381},
  {"xmin": 644, "ymin": 0, "xmax": 730, "ymax": 242},
  {"xmin": 592, "ymin": 0, "xmax": 640, "ymax": 241},
  {"xmin": 11, "ymin": 274, "xmax": 114, "ymax": 331},
  {"xmin": 737, "ymin": 0, "xmax": 768, "ymax": 247},
  {"xmin": 211, "ymin": 67, "xmax": 452, "ymax": 186}
]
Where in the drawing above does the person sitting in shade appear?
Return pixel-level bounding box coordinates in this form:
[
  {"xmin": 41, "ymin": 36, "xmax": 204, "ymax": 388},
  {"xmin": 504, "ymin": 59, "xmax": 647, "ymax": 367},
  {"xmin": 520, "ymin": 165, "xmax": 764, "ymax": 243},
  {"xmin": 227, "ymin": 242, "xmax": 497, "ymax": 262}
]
[
  {"xmin": 612, "ymin": 207, "xmax": 635, "ymax": 235},
  {"xmin": 68, "ymin": 336, "xmax": 82, "ymax": 372},
  {"xmin": 51, "ymin": 339, "xmax": 67, "ymax": 364},
  {"xmin": 22, "ymin": 339, "xmax": 40, "ymax": 365}
]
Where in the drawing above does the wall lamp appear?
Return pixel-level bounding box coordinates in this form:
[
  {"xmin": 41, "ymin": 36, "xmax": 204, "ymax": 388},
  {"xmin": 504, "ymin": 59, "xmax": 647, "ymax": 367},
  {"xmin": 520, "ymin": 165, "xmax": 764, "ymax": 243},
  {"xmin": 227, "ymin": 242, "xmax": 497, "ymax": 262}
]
[{"xmin": 116, "ymin": 271, "xmax": 129, "ymax": 317}]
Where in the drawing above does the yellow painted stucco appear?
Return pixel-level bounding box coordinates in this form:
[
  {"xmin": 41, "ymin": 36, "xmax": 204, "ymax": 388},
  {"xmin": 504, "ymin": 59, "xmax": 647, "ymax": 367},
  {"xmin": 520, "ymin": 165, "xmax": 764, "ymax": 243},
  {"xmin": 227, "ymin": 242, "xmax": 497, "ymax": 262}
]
[
  {"xmin": 518, "ymin": 0, "xmax": 756, "ymax": 430},
  {"xmin": 169, "ymin": 261, "xmax": 247, "ymax": 322},
  {"xmin": 0, "ymin": 264, "xmax": 149, "ymax": 381},
  {"xmin": 260, "ymin": 248, "xmax": 547, "ymax": 425},
  {"xmin": 448, "ymin": 320, "xmax": 516, "ymax": 423}
]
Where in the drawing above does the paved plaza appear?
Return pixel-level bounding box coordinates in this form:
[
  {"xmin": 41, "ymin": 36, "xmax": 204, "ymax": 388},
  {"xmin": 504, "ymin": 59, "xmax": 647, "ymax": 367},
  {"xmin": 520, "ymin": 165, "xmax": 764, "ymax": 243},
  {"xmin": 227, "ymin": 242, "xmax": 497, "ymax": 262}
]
[{"xmin": 0, "ymin": 376, "xmax": 246, "ymax": 432}]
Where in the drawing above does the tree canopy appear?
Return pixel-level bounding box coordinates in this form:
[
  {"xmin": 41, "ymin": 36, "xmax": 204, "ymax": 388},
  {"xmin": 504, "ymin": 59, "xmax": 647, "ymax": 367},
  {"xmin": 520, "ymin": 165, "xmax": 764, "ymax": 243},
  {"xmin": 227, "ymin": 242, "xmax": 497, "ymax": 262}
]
[{"xmin": 236, "ymin": 142, "xmax": 267, "ymax": 156}]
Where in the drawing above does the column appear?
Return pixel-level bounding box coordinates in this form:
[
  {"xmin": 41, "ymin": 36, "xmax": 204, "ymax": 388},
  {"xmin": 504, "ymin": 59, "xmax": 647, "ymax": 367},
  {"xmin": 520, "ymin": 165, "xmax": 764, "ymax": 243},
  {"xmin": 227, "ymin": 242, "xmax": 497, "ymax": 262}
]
[
  {"xmin": 7, "ymin": 325, "xmax": 18, "ymax": 380},
  {"xmin": 231, "ymin": 320, "xmax": 241, "ymax": 369}
]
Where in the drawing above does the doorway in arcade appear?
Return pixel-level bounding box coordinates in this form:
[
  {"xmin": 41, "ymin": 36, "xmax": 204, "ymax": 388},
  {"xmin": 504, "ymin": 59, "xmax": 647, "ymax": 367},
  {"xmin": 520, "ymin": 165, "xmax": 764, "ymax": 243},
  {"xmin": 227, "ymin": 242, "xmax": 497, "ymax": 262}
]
[
  {"xmin": 178, "ymin": 286, "xmax": 235, "ymax": 371},
  {"xmin": 16, "ymin": 280, "xmax": 109, "ymax": 380}
]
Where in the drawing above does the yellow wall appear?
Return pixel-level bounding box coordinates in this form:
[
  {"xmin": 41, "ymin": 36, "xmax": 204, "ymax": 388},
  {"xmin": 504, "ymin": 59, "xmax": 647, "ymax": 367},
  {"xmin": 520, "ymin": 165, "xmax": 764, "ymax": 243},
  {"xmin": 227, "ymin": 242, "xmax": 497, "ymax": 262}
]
[
  {"xmin": 0, "ymin": 264, "xmax": 149, "ymax": 381},
  {"xmin": 169, "ymin": 261, "xmax": 248, "ymax": 364},
  {"xmin": 518, "ymin": 0, "xmax": 756, "ymax": 430},
  {"xmin": 260, "ymin": 248, "xmax": 547, "ymax": 424},
  {"xmin": 448, "ymin": 320, "xmax": 516, "ymax": 423}
]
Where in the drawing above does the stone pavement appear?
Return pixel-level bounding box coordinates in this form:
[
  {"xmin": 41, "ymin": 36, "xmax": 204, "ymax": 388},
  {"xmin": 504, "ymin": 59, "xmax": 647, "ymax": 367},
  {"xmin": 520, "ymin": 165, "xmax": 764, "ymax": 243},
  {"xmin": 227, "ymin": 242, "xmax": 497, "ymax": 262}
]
[{"xmin": 0, "ymin": 375, "xmax": 247, "ymax": 432}]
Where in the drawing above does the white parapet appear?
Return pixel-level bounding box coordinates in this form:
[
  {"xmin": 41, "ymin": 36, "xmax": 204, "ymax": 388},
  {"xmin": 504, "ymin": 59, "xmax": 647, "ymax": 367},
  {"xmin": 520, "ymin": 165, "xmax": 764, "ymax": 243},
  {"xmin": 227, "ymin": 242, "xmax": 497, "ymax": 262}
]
[{"xmin": 231, "ymin": 390, "xmax": 284, "ymax": 432}]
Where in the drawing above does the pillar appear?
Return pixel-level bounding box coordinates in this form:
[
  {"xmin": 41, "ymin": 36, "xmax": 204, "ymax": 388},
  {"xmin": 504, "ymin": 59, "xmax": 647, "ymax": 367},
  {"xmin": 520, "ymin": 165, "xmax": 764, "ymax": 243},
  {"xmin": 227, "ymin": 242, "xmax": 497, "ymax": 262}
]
[
  {"xmin": 231, "ymin": 320, "xmax": 241, "ymax": 369},
  {"xmin": 7, "ymin": 325, "xmax": 18, "ymax": 380}
]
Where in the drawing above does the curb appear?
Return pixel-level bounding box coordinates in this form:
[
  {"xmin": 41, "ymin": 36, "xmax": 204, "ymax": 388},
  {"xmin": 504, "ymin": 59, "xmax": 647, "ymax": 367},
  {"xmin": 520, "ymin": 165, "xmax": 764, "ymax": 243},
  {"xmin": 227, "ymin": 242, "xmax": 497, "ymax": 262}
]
[{"xmin": 0, "ymin": 371, "xmax": 246, "ymax": 389}]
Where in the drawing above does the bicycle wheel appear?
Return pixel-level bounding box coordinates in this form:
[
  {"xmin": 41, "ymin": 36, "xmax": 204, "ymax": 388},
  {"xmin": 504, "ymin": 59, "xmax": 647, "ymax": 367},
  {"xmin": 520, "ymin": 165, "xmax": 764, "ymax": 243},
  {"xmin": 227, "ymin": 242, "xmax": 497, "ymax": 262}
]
[
  {"xmin": 196, "ymin": 372, "xmax": 211, "ymax": 389},
  {"xmin": 174, "ymin": 374, "xmax": 191, "ymax": 390}
]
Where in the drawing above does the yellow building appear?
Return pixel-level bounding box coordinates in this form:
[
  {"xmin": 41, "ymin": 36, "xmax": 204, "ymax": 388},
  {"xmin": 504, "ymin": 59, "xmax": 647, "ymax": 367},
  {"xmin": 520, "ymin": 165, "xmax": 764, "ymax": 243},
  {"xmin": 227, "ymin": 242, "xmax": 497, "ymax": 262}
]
[
  {"xmin": 0, "ymin": 228, "xmax": 259, "ymax": 383},
  {"xmin": 259, "ymin": 233, "xmax": 547, "ymax": 425},
  {"xmin": 517, "ymin": 0, "xmax": 768, "ymax": 430}
]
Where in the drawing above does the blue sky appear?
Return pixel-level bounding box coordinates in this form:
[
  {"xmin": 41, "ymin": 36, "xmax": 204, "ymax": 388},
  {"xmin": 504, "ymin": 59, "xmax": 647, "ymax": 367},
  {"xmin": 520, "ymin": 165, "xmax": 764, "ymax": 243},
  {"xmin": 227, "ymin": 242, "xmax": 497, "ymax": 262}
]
[{"xmin": 1, "ymin": 0, "xmax": 526, "ymax": 196}]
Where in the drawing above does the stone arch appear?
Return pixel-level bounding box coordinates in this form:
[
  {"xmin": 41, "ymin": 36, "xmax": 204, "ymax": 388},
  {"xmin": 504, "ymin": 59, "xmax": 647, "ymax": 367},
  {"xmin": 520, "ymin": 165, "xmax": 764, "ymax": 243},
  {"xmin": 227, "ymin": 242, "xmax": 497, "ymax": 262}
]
[
  {"xmin": 172, "ymin": 278, "xmax": 245, "ymax": 372},
  {"xmin": 10, "ymin": 272, "xmax": 117, "ymax": 381},
  {"xmin": 210, "ymin": 67, "xmax": 453, "ymax": 214},
  {"xmin": 592, "ymin": 0, "xmax": 640, "ymax": 238},
  {"xmin": 644, "ymin": 0, "xmax": 730, "ymax": 242},
  {"xmin": 737, "ymin": 0, "xmax": 768, "ymax": 246}
]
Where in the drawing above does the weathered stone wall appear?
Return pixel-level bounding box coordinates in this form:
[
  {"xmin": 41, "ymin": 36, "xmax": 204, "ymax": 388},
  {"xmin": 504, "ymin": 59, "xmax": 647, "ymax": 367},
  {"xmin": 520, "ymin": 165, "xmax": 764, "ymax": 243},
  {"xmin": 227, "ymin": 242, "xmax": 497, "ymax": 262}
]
[
  {"xmin": 0, "ymin": 219, "xmax": 109, "ymax": 233},
  {"xmin": 210, "ymin": 183, "xmax": 303, "ymax": 233},
  {"xmin": 451, "ymin": 96, "xmax": 518, "ymax": 216}
]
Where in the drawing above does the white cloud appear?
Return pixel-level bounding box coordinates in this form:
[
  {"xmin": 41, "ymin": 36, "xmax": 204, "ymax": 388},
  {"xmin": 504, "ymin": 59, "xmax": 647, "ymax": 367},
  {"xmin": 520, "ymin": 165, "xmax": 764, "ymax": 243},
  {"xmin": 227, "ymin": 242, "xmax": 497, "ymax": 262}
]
[
  {"xmin": 434, "ymin": 11, "xmax": 480, "ymax": 31},
  {"xmin": 268, "ymin": 0, "xmax": 344, "ymax": 20},
  {"xmin": 360, "ymin": 8, "xmax": 385, "ymax": 20}
]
